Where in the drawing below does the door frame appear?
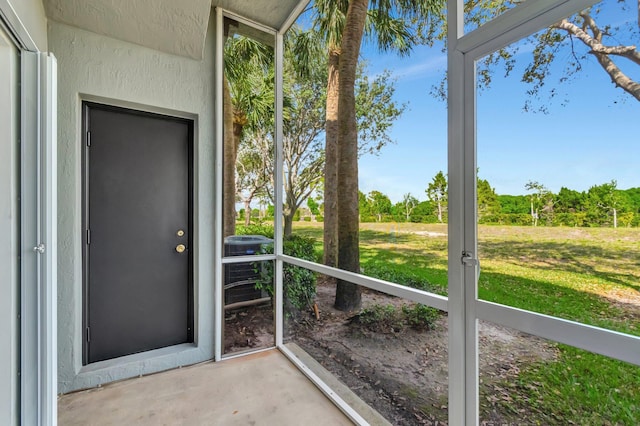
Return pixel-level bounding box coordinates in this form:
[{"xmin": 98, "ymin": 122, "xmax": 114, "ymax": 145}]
[
  {"xmin": 81, "ymin": 101, "xmax": 195, "ymax": 365},
  {"xmin": 0, "ymin": 9, "xmax": 58, "ymax": 423},
  {"xmin": 0, "ymin": 19, "xmax": 20, "ymax": 425}
]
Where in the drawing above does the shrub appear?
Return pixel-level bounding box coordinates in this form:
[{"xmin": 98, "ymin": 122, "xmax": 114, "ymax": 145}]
[
  {"xmin": 352, "ymin": 303, "xmax": 439, "ymax": 333},
  {"xmin": 255, "ymin": 234, "xmax": 317, "ymax": 312},
  {"xmin": 235, "ymin": 224, "xmax": 274, "ymax": 239},
  {"xmin": 355, "ymin": 304, "xmax": 404, "ymax": 332},
  {"xmin": 401, "ymin": 304, "xmax": 440, "ymax": 330},
  {"xmin": 360, "ymin": 214, "xmax": 376, "ymax": 223},
  {"xmin": 363, "ymin": 263, "xmax": 443, "ymax": 294}
]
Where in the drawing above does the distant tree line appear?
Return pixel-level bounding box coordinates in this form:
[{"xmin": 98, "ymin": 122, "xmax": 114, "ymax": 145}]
[
  {"xmin": 355, "ymin": 173, "xmax": 640, "ymax": 228},
  {"xmin": 239, "ymin": 172, "xmax": 640, "ymax": 228}
]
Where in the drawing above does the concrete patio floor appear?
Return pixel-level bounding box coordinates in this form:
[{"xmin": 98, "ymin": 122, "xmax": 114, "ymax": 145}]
[{"xmin": 58, "ymin": 349, "xmax": 354, "ymax": 425}]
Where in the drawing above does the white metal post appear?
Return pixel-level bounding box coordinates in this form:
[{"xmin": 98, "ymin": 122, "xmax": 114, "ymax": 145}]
[
  {"xmin": 451, "ymin": 1, "xmax": 602, "ymax": 424},
  {"xmin": 462, "ymin": 53, "xmax": 479, "ymax": 425},
  {"xmin": 274, "ymin": 30, "xmax": 284, "ymax": 347},
  {"xmin": 20, "ymin": 50, "xmax": 58, "ymax": 426},
  {"xmin": 40, "ymin": 52, "xmax": 58, "ymax": 426},
  {"xmin": 446, "ymin": 0, "xmax": 469, "ymax": 424},
  {"xmin": 213, "ymin": 7, "xmax": 224, "ymax": 362}
]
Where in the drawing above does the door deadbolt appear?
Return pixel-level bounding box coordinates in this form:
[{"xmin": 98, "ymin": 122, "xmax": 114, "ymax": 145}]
[
  {"xmin": 175, "ymin": 244, "xmax": 186, "ymax": 253},
  {"xmin": 176, "ymin": 230, "xmax": 185, "ymax": 237}
]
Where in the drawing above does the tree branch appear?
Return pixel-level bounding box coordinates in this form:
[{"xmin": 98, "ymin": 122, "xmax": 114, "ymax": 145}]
[{"xmin": 552, "ymin": 17, "xmax": 640, "ymax": 101}]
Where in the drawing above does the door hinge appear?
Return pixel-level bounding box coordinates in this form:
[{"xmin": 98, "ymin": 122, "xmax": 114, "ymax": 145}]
[
  {"xmin": 86, "ymin": 229, "xmax": 91, "ymax": 245},
  {"xmin": 86, "ymin": 131, "xmax": 91, "ymax": 147},
  {"xmin": 86, "ymin": 327, "xmax": 90, "ymax": 342},
  {"xmin": 461, "ymin": 251, "xmax": 479, "ymax": 267}
]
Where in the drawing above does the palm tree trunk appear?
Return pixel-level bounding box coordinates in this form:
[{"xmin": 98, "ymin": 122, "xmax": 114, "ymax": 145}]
[
  {"xmin": 323, "ymin": 48, "xmax": 340, "ymax": 268},
  {"xmin": 334, "ymin": 0, "xmax": 367, "ymax": 312},
  {"xmin": 223, "ymin": 76, "xmax": 237, "ymax": 237}
]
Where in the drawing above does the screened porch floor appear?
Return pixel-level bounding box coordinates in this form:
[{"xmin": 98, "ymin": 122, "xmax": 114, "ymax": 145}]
[{"xmin": 58, "ymin": 349, "xmax": 354, "ymax": 425}]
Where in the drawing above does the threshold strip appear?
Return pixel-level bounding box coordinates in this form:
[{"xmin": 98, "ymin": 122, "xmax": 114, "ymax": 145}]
[{"xmin": 279, "ymin": 345, "xmax": 369, "ymax": 426}]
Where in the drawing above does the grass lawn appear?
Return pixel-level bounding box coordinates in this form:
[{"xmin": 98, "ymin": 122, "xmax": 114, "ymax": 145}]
[{"xmin": 292, "ymin": 221, "xmax": 640, "ymax": 424}]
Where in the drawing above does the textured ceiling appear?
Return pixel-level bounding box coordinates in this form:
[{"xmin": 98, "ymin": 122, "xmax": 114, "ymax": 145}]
[
  {"xmin": 212, "ymin": 0, "xmax": 305, "ymax": 31},
  {"xmin": 44, "ymin": 0, "xmax": 307, "ymax": 59}
]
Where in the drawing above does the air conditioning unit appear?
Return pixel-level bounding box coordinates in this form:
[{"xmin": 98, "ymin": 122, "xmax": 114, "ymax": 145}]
[{"xmin": 223, "ymin": 235, "xmax": 273, "ymax": 306}]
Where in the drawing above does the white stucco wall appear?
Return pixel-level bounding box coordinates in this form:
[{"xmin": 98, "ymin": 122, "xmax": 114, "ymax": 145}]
[
  {"xmin": 0, "ymin": 26, "xmax": 20, "ymax": 426},
  {"xmin": 49, "ymin": 12, "xmax": 217, "ymax": 393},
  {"xmin": 43, "ymin": 0, "xmax": 211, "ymax": 59}
]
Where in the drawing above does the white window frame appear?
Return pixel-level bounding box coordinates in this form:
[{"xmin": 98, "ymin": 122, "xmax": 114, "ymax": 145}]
[{"xmin": 214, "ymin": 8, "xmax": 280, "ymax": 361}]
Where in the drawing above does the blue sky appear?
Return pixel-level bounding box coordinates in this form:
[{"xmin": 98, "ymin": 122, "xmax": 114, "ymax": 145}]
[{"xmin": 354, "ymin": 1, "xmax": 640, "ymax": 203}]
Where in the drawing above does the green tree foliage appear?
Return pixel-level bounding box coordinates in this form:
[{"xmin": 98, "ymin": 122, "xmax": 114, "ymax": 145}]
[
  {"xmin": 358, "ymin": 190, "xmax": 370, "ymax": 221},
  {"xmin": 585, "ymin": 180, "xmax": 628, "ymax": 228},
  {"xmin": 235, "ymin": 27, "xmax": 406, "ymax": 237},
  {"xmin": 356, "ymin": 69, "xmax": 407, "ymax": 156},
  {"xmin": 335, "ymin": 183, "xmax": 640, "ymax": 227},
  {"xmin": 430, "ymin": 1, "xmax": 640, "ymax": 109},
  {"xmin": 367, "ymin": 190, "xmax": 393, "ymax": 222},
  {"xmin": 223, "ymin": 33, "xmax": 275, "ymax": 237},
  {"xmin": 236, "ymin": 135, "xmax": 271, "ymax": 226},
  {"xmin": 311, "ymin": 0, "xmax": 444, "ymax": 311},
  {"xmin": 400, "ymin": 193, "xmax": 419, "ymax": 222},
  {"xmin": 477, "ymin": 178, "xmax": 500, "ymax": 222},
  {"xmin": 497, "ymin": 195, "xmax": 529, "ymax": 214},
  {"xmin": 556, "ymin": 187, "xmax": 586, "ymax": 213},
  {"xmin": 496, "ymin": 183, "xmax": 640, "ymax": 227},
  {"xmin": 525, "ymin": 181, "xmax": 553, "ymax": 226},
  {"xmin": 307, "ymin": 197, "xmax": 321, "ymax": 216},
  {"xmin": 623, "ymin": 188, "xmax": 640, "ymax": 212},
  {"xmin": 426, "ymin": 171, "xmax": 448, "ymax": 223},
  {"xmin": 256, "ymin": 235, "xmax": 318, "ymax": 313},
  {"xmin": 412, "ymin": 201, "xmax": 437, "ymax": 223}
]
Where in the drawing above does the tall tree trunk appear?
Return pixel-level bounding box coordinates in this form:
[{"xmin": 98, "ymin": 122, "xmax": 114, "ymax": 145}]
[
  {"xmin": 223, "ymin": 76, "xmax": 237, "ymax": 237},
  {"xmin": 323, "ymin": 49, "xmax": 340, "ymax": 268},
  {"xmin": 284, "ymin": 212, "xmax": 294, "ymax": 238},
  {"xmin": 530, "ymin": 200, "xmax": 535, "ymax": 227},
  {"xmin": 244, "ymin": 199, "xmax": 251, "ymax": 226},
  {"xmin": 334, "ymin": 0, "xmax": 367, "ymax": 312},
  {"xmin": 437, "ymin": 201, "xmax": 443, "ymax": 223}
]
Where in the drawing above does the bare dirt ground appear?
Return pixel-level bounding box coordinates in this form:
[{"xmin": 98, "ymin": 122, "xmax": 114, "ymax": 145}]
[
  {"xmin": 290, "ymin": 282, "xmax": 558, "ymax": 425},
  {"xmin": 224, "ymin": 303, "xmax": 275, "ymax": 353},
  {"xmin": 224, "ymin": 280, "xmax": 559, "ymax": 425}
]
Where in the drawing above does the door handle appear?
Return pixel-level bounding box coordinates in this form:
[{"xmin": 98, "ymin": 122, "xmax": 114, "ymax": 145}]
[{"xmin": 175, "ymin": 244, "xmax": 186, "ymax": 253}]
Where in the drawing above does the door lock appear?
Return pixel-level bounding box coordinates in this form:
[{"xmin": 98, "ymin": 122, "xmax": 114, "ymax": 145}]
[
  {"xmin": 461, "ymin": 251, "xmax": 478, "ymax": 267},
  {"xmin": 175, "ymin": 244, "xmax": 186, "ymax": 253}
]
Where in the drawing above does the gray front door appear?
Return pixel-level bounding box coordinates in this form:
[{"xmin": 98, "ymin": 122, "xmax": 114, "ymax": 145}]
[{"xmin": 83, "ymin": 103, "xmax": 193, "ymax": 364}]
